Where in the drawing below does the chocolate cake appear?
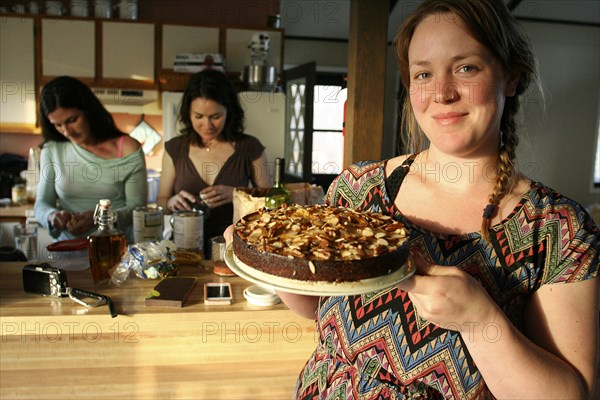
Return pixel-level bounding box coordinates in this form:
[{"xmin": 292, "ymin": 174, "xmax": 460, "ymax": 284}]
[{"xmin": 232, "ymin": 204, "xmax": 409, "ymax": 282}]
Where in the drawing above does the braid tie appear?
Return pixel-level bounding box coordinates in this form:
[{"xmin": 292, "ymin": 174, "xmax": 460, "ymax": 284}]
[{"xmin": 482, "ymin": 204, "xmax": 495, "ymax": 219}]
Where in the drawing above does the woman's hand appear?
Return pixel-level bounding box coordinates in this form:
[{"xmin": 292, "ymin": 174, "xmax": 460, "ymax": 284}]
[
  {"xmin": 49, "ymin": 210, "xmax": 71, "ymax": 231},
  {"xmin": 167, "ymin": 190, "xmax": 196, "ymax": 212},
  {"xmin": 66, "ymin": 210, "xmax": 95, "ymax": 235},
  {"xmin": 397, "ymin": 251, "xmax": 499, "ymax": 333},
  {"xmin": 199, "ymin": 185, "xmax": 234, "ymax": 208}
]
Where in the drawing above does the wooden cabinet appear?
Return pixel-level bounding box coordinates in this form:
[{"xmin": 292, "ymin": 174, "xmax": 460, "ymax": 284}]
[
  {"xmin": 102, "ymin": 21, "xmax": 155, "ymax": 85},
  {"xmin": 0, "ymin": 15, "xmax": 284, "ymax": 133},
  {"xmin": 158, "ymin": 24, "xmax": 221, "ymax": 91},
  {"xmin": 41, "ymin": 19, "xmax": 95, "ymax": 78},
  {"xmin": 161, "ymin": 24, "xmax": 219, "ymax": 69},
  {"xmin": 0, "ymin": 16, "xmax": 37, "ymax": 130},
  {"xmin": 159, "ymin": 26, "xmax": 283, "ymax": 91}
]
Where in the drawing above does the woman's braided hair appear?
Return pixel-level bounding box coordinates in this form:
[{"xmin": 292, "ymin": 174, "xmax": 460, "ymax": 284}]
[{"xmin": 395, "ymin": 0, "xmax": 540, "ymax": 241}]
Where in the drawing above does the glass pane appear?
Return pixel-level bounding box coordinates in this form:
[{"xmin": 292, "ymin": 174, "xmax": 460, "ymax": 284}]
[
  {"xmin": 594, "ymin": 122, "xmax": 600, "ymax": 184},
  {"xmin": 312, "ymin": 131, "xmax": 344, "ymax": 174},
  {"xmin": 286, "ymin": 79, "xmax": 307, "ymax": 179},
  {"xmin": 313, "ymin": 86, "xmax": 347, "ymax": 130}
]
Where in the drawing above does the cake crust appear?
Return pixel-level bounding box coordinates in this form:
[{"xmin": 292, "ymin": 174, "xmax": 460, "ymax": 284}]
[{"xmin": 233, "ymin": 204, "xmax": 409, "ymax": 282}]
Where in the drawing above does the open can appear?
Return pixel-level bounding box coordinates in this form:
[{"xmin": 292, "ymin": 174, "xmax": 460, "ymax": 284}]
[
  {"xmin": 133, "ymin": 206, "xmax": 163, "ymax": 243},
  {"xmin": 171, "ymin": 210, "xmax": 204, "ymax": 253}
]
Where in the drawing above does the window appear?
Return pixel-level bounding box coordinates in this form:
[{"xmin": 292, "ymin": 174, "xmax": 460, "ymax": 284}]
[{"xmin": 312, "ymin": 74, "xmax": 346, "ymax": 176}]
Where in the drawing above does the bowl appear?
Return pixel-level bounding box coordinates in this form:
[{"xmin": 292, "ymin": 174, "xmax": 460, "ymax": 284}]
[
  {"xmin": 242, "ymin": 65, "xmax": 277, "ymax": 91},
  {"xmin": 243, "ymin": 285, "xmax": 280, "ymax": 307},
  {"xmin": 46, "ymin": 239, "xmax": 90, "ymax": 271}
]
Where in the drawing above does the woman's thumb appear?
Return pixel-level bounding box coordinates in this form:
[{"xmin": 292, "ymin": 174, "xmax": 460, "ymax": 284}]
[{"xmin": 410, "ymin": 249, "xmax": 436, "ymax": 276}]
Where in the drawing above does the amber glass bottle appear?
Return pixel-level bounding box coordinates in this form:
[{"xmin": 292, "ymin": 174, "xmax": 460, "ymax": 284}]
[{"xmin": 88, "ymin": 199, "xmax": 126, "ymax": 284}]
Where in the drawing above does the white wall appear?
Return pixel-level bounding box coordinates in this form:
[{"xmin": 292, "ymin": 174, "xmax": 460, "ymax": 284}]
[
  {"xmin": 284, "ymin": 20, "xmax": 600, "ymax": 206},
  {"xmin": 517, "ymin": 21, "xmax": 599, "ymax": 206},
  {"xmin": 284, "ymin": 38, "xmax": 348, "ymax": 72}
]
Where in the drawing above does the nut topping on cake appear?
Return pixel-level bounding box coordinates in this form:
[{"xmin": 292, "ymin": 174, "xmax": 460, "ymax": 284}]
[{"xmin": 235, "ymin": 204, "xmax": 407, "ymax": 261}]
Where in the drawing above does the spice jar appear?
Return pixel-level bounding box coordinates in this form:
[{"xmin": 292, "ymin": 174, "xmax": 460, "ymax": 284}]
[{"xmin": 11, "ymin": 183, "xmax": 26, "ymax": 205}]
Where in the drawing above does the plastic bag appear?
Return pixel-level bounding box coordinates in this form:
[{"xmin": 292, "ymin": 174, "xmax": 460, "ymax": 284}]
[
  {"xmin": 232, "ymin": 183, "xmax": 325, "ymax": 223},
  {"xmin": 111, "ymin": 240, "xmax": 178, "ymax": 286}
]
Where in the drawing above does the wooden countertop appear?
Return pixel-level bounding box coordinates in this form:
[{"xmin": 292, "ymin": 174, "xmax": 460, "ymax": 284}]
[
  {"xmin": 0, "ymin": 204, "xmax": 31, "ymax": 222},
  {"xmin": 0, "ymin": 263, "xmax": 292, "ymax": 317},
  {"xmin": 0, "ymin": 262, "xmax": 318, "ymax": 399}
]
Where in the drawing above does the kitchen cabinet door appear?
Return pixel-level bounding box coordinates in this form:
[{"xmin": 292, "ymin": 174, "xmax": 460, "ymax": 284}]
[
  {"xmin": 161, "ymin": 25, "xmax": 219, "ymax": 69},
  {"xmin": 42, "ymin": 19, "xmax": 95, "ymax": 78},
  {"xmin": 0, "ymin": 16, "xmax": 36, "ymax": 127},
  {"xmin": 102, "ymin": 21, "xmax": 155, "ymax": 83},
  {"xmin": 225, "ymin": 29, "xmax": 282, "ymax": 74}
]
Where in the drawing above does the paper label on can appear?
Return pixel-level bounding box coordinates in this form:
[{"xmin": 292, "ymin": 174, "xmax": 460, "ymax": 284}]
[
  {"xmin": 173, "ymin": 211, "xmax": 203, "ymax": 251},
  {"xmin": 133, "ymin": 207, "xmax": 163, "ymax": 242}
]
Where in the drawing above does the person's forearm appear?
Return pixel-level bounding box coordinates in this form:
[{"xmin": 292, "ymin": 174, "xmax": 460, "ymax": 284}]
[
  {"xmin": 156, "ymin": 195, "xmax": 168, "ymax": 210},
  {"xmin": 464, "ymin": 307, "xmax": 587, "ymax": 399}
]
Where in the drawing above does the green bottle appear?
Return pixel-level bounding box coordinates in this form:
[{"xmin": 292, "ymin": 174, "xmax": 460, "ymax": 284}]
[{"xmin": 265, "ymin": 158, "xmax": 292, "ymax": 210}]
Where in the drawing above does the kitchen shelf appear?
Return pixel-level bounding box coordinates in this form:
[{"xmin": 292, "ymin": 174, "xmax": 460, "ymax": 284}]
[
  {"xmin": 159, "ymin": 69, "xmax": 249, "ymax": 93},
  {"xmin": 158, "ymin": 70, "xmax": 192, "ymax": 92},
  {"xmin": 0, "ymin": 123, "xmax": 40, "ymax": 135}
]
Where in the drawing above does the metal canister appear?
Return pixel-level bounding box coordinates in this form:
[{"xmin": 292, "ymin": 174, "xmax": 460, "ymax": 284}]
[
  {"xmin": 133, "ymin": 206, "xmax": 163, "ymax": 243},
  {"xmin": 171, "ymin": 210, "xmax": 204, "ymax": 252}
]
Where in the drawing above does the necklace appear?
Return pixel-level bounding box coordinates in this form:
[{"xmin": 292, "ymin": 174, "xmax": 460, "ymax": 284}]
[{"xmin": 204, "ymin": 140, "xmax": 217, "ymax": 152}]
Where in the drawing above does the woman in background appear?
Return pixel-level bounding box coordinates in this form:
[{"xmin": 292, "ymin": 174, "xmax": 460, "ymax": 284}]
[
  {"xmin": 35, "ymin": 76, "xmax": 147, "ymax": 243},
  {"xmin": 157, "ymin": 70, "xmax": 271, "ymax": 257}
]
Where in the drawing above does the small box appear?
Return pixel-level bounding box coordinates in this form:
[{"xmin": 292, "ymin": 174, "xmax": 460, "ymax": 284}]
[
  {"xmin": 145, "ymin": 277, "xmax": 196, "ymax": 307},
  {"xmin": 173, "ymin": 53, "xmax": 225, "ymax": 73}
]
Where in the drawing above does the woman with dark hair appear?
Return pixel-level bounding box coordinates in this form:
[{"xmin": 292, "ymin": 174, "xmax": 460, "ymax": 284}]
[
  {"xmin": 35, "ymin": 76, "xmax": 147, "ymax": 243},
  {"xmin": 241, "ymin": 0, "xmax": 598, "ymax": 398},
  {"xmin": 157, "ymin": 70, "xmax": 271, "ymax": 256}
]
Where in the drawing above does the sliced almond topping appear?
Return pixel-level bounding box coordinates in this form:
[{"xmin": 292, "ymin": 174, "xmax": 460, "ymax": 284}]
[
  {"xmin": 377, "ymin": 238, "xmax": 389, "ymax": 246},
  {"xmin": 235, "ymin": 204, "xmax": 407, "ymax": 261}
]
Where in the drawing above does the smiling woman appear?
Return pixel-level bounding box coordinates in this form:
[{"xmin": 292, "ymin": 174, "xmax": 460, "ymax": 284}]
[
  {"xmin": 34, "ymin": 76, "xmax": 148, "ymax": 243},
  {"xmin": 278, "ymin": 1, "xmax": 600, "ymax": 399}
]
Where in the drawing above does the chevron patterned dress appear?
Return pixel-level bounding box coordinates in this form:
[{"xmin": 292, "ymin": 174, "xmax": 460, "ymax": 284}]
[{"xmin": 293, "ymin": 158, "xmax": 599, "ymax": 399}]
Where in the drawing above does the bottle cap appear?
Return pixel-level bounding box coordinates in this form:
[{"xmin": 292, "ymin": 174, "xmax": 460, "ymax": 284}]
[{"xmin": 99, "ymin": 199, "xmax": 112, "ymax": 206}]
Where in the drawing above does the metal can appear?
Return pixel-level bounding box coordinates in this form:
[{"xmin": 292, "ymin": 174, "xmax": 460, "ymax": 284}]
[
  {"xmin": 133, "ymin": 206, "xmax": 163, "ymax": 243},
  {"xmin": 171, "ymin": 210, "xmax": 204, "ymax": 252}
]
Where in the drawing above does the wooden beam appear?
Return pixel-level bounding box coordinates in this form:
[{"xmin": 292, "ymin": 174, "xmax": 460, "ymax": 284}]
[{"xmin": 345, "ymin": 0, "xmax": 389, "ymax": 166}]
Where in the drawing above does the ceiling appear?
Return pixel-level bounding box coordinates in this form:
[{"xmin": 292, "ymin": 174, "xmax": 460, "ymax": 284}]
[{"xmin": 280, "ymin": 0, "xmax": 600, "ymax": 41}]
